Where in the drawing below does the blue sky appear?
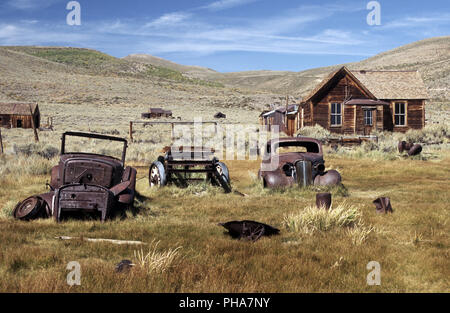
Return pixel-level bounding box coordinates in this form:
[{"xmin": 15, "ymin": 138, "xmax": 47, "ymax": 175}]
[{"xmin": 0, "ymin": 0, "xmax": 448, "ymax": 72}]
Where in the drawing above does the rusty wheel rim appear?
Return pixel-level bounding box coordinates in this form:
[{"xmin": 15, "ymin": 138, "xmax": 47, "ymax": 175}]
[{"xmin": 14, "ymin": 196, "xmax": 40, "ymax": 219}]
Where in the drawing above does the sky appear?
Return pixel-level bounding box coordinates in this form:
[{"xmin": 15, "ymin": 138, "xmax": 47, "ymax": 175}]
[{"xmin": 0, "ymin": 0, "xmax": 448, "ymax": 72}]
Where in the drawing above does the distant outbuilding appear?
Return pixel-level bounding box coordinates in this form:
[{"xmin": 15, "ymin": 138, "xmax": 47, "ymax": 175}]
[
  {"xmin": 0, "ymin": 102, "xmax": 40, "ymax": 129},
  {"xmin": 141, "ymin": 107, "xmax": 172, "ymax": 119}
]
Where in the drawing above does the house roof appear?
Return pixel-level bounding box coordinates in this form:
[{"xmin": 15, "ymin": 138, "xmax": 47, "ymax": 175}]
[
  {"xmin": 149, "ymin": 108, "xmax": 172, "ymax": 114},
  {"xmin": 302, "ymin": 66, "xmax": 429, "ymax": 103},
  {"xmin": 149, "ymin": 108, "xmax": 165, "ymax": 114},
  {"xmin": 0, "ymin": 102, "xmax": 38, "ymax": 115},
  {"xmin": 261, "ymin": 104, "xmax": 298, "ymax": 117},
  {"xmin": 301, "ymin": 67, "xmax": 375, "ymax": 104},
  {"xmin": 352, "ymin": 70, "xmax": 429, "ymax": 100}
]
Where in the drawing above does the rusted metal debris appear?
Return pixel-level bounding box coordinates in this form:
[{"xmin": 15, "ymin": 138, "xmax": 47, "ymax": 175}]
[
  {"xmin": 373, "ymin": 197, "xmax": 393, "ymax": 214},
  {"xmin": 408, "ymin": 144, "xmax": 422, "ymax": 156},
  {"xmin": 258, "ymin": 137, "xmax": 342, "ymax": 188},
  {"xmin": 316, "ymin": 193, "xmax": 332, "ymax": 210},
  {"xmin": 149, "ymin": 146, "xmax": 232, "ymax": 193},
  {"xmin": 115, "ymin": 260, "xmax": 135, "ymax": 273},
  {"xmin": 214, "ymin": 112, "xmax": 226, "ymax": 119},
  {"xmin": 13, "ymin": 132, "xmax": 137, "ymax": 222},
  {"xmin": 218, "ymin": 220, "xmax": 280, "ymax": 242},
  {"xmin": 398, "ymin": 141, "xmax": 414, "ymax": 153},
  {"xmin": 398, "ymin": 141, "xmax": 422, "ymax": 156}
]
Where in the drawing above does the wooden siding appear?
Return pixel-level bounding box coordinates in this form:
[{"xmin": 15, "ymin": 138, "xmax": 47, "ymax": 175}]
[
  {"xmin": 386, "ymin": 99, "xmax": 424, "ymax": 133},
  {"xmin": 0, "ymin": 112, "xmax": 40, "ymax": 129},
  {"xmin": 312, "ymin": 73, "xmax": 373, "ymax": 134},
  {"xmin": 0, "ymin": 114, "xmax": 11, "ymax": 127},
  {"xmin": 407, "ymin": 100, "xmax": 425, "ymax": 130},
  {"xmin": 343, "ymin": 105, "xmax": 355, "ymax": 134}
]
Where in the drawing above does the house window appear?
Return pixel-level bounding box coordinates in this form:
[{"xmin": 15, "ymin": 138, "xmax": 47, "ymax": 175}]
[
  {"xmin": 394, "ymin": 102, "xmax": 406, "ymax": 126},
  {"xmin": 364, "ymin": 110, "xmax": 373, "ymax": 126},
  {"xmin": 330, "ymin": 102, "xmax": 342, "ymax": 126},
  {"xmin": 17, "ymin": 119, "xmax": 22, "ymax": 128}
]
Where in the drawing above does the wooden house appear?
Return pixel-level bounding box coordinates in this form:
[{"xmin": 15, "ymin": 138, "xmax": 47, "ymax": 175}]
[
  {"xmin": 142, "ymin": 108, "xmax": 173, "ymax": 119},
  {"xmin": 298, "ymin": 66, "xmax": 428, "ymax": 135},
  {"xmin": 0, "ymin": 102, "xmax": 40, "ymax": 129}
]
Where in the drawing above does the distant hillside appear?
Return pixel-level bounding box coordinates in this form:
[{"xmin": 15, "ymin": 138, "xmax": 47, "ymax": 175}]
[
  {"xmin": 124, "ymin": 36, "xmax": 449, "ymax": 102},
  {"xmin": 0, "ymin": 37, "xmax": 447, "ymax": 114},
  {"xmin": 0, "ymin": 46, "xmax": 273, "ymax": 113},
  {"xmin": 124, "ymin": 54, "xmax": 217, "ymax": 80},
  {"xmin": 2, "ymin": 46, "xmax": 223, "ymax": 87}
]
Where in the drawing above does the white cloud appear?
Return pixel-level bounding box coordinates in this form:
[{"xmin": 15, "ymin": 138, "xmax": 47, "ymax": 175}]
[
  {"xmin": 7, "ymin": 0, "xmax": 61, "ymax": 10},
  {"xmin": 0, "ymin": 24, "xmax": 19, "ymax": 38},
  {"xmin": 381, "ymin": 13, "xmax": 450, "ymax": 30},
  {"xmin": 202, "ymin": 0, "xmax": 260, "ymax": 11},
  {"xmin": 144, "ymin": 12, "xmax": 191, "ymax": 28}
]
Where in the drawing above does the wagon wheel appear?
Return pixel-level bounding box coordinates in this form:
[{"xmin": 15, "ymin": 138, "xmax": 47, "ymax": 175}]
[
  {"xmin": 149, "ymin": 161, "xmax": 167, "ymax": 187},
  {"xmin": 213, "ymin": 162, "xmax": 232, "ymax": 193},
  {"xmin": 13, "ymin": 196, "xmax": 45, "ymax": 220}
]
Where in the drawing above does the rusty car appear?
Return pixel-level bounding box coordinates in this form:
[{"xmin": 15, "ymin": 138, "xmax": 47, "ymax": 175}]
[
  {"xmin": 149, "ymin": 145, "xmax": 232, "ymax": 193},
  {"xmin": 258, "ymin": 137, "xmax": 341, "ymax": 188},
  {"xmin": 13, "ymin": 132, "xmax": 137, "ymax": 222}
]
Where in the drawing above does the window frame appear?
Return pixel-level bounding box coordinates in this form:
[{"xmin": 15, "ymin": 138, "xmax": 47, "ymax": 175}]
[
  {"xmin": 330, "ymin": 102, "xmax": 342, "ymax": 127},
  {"xmin": 364, "ymin": 109, "xmax": 373, "ymax": 126},
  {"xmin": 394, "ymin": 101, "xmax": 407, "ymax": 127}
]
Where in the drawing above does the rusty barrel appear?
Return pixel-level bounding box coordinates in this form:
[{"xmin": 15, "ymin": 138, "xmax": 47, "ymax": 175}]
[
  {"xmin": 316, "ymin": 192, "xmax": 332, "ymax": 210},
  {"xmin": 398, "ymin": 141, "xmax": 406, "ymax": 153},
  {"xmin": 398, "ymin": 141, "xmax": 415, "ymax": 153},
  {"xmin": 408, "ymin": 144, "xmax": 422, "ymax": 156}
]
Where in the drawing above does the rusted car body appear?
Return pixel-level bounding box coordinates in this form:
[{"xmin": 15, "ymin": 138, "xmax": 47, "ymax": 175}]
[
  {"xmin": 258, "ymin": 137, "xmax": 341, "ymax": 188},
  {"xmin": 13, "ymin": 132, "xmax": 136, "ymax": 222},
  {"xmin": 149, "ymin": 146, "xmax": 231, "ymax": 193}
]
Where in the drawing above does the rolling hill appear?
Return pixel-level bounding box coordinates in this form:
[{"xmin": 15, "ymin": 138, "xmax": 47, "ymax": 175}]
[
  {"xmin": 124, "ymin": 36, "xmax": 450, "ymax": 102},
  {"xmin": 0, "ymin": 36, "xmax": 448, "ymax": 115}
]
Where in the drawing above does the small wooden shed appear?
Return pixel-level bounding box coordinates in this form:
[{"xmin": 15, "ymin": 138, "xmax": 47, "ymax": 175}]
[
  {"xmin": 259, "ymin": 104, "xmax": 299, "ymax": 136},
  {"xmin": 142, "ymin": 108, "xmax": 173, "ymax": 119},
  {"xmin": 0, "ymin": 102, "xmax": 40, "ymax": 129}
]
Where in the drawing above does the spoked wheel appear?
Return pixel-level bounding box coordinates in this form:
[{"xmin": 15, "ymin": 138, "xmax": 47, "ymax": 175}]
[
  {"xmin": 13, "ymin": 196, "xmax": 45, "ymax": 220},
  {"xmin": 214, "ymin": 162, "xmax": 232, "ymax": 193},
  {"xmin": 149, "ymin": 161, "xmax": 167, "ymax": 187}
]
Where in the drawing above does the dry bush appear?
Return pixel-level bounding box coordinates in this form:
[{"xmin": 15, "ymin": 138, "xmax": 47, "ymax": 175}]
[
  {"xmin": 0, "ymin": 154, "xmax": 56, "ymax": 176},
  {"xmin": 347, "ymin": 224, "xmax": 375, "ymax": 245},
  {"xmin": 296, "ymin": 124, "xmax": 331, "ymax": 139},
  {"xmin": 283, "ymin": 202, "xmax": 362, "ymax": 234},
  {"xmin": 134, "ymin": 240, "xmax": 182, "ymax": 274}
]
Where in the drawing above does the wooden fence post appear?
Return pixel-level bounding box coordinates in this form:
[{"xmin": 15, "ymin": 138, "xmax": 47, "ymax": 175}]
[
  {"xmin": 129, "ymin": 121, "xmax": 133, "ymax": 142},
  {"xmin": 0, "ymin": 128, "xmax": 3, "ymax": 154},
  {"xmin": 29, "ymin": 104, "xmax": 39, "ymax": 142}
]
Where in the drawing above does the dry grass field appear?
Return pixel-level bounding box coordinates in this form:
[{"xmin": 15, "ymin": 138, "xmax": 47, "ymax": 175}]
[
  {"xmin": 0, "ymin": 39, "xmax": 449, "ymax": 293},
  {"xmin": 0, "ymin": 100, "xmax": 448, "ymax": 292},
  {"xmin": 0, "ymin": 155, "xmax": 448, "ymax": 292}
]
